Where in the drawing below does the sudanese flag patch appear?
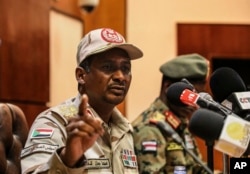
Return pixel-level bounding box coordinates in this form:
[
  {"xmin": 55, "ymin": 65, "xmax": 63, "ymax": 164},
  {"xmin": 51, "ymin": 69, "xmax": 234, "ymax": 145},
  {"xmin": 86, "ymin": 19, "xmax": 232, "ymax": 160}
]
[{"xmin": 31, "ymin": 128, "xmax": 54, "ymax": 139}]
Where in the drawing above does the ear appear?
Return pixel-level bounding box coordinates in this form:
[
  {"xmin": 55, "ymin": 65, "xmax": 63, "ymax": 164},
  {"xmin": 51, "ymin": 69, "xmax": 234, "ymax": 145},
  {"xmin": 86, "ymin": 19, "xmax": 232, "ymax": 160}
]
[
  {"xmin": 163, "ymin": 80, "xmax": 172, "ymax": 93},
  {"xmin": 75, "ymin": 67, "xmax": 86, "ymax": 85},
  {"xmin": 165, "ymin": 81, "xmax": 172, "ymax": 88}
]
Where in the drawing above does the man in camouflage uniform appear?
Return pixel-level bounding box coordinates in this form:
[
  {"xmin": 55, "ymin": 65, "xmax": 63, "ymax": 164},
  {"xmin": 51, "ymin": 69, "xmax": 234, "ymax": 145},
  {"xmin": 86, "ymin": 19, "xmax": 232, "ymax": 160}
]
[
  {"xmin": 132, "ymin": 54, "xmax": 211, "ymax": 174},
  {"xmin": 21, "ymin": 28, "xmax": 143, "ymax": 174}
]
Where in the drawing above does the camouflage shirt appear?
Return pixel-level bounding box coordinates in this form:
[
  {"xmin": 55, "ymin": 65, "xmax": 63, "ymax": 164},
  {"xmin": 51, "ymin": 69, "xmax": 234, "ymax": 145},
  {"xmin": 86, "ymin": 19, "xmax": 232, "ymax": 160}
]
[{"xmin": 132, "ymin": 98, "xmax": 208, "ymax": 174}]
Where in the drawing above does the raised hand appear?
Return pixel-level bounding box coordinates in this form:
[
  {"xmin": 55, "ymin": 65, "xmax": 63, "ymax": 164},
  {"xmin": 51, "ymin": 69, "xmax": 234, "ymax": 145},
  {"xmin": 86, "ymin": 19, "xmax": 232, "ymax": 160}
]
[{"xmin": 60, "ymin": 94, "xmax": 104, "ymax": 167}]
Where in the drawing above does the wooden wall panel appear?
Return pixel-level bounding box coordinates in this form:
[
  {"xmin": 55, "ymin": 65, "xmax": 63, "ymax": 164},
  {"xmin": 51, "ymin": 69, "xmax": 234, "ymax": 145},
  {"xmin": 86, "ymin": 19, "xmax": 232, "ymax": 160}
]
[
  {"xmin": 0, "ymin": 0, "xmax": 50, "ymax": 102},
  {"xmin": 0, "ymin": 0, "xmax": 50, "ymax": 127},
  {"xmin": 81, "ymin": 0, "xmax": 126, "ymax": 35},
  {"xmin": 177, "ymin": 24, "xmax": 250, "ymax": 59},
  {"xmin": 50, "ymin": 0, "xmax": 126, "ymax": 39},
  {"xmin": 50, "ymin": 0, "xmax": 82, "ymax": 20}
]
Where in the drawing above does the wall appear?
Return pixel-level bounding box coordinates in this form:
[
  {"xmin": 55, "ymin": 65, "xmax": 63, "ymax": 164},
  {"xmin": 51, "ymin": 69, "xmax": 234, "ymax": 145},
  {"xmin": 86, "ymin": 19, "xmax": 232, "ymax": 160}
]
[
  {"xmin": 50, "ymin": 11, "xmax": 82, "ymax": 106},
  {"xmin": 126, "ymin": 0, "xmax": 250, "ymax": 121}
]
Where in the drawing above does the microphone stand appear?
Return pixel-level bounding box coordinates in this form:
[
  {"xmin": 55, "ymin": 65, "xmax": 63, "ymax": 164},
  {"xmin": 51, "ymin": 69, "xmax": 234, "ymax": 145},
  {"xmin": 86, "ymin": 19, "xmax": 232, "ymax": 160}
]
[
  {"xmin": 205, "ymin": 140, "xmax": 214, "ymax": 172},
  {"xmin": 180, "ymin": 142, "xmax": 213, "ymax": 174},
  {"xmin": 223, "ymin": 154, "xmax": 230, "ymax": 174}
]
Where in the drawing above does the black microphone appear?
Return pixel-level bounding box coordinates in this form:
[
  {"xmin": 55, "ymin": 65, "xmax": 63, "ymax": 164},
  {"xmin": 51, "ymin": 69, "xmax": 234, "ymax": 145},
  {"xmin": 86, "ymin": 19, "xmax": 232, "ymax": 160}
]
[
  {"xmin": 181, "ymin": 89, "xmax": 234, "ymax": 116},
  {"xmin": 210, "ymin": 67, "xmax": 246, "ymax": 103},
  {"xmin": 166, "ymin": 82, "xmax": 232, "ymax": 116},
  {"xmin": 189, "ymin": 109, "xmax": 225, "ymax": 142},
  {"xmin": 149, "ymin": 119, "xmax": 213, "ymax": 174},
  {"xmin": 166, "ymin": 81, "xmax": 194, "ymax": 107},
  {"xmin": 189, "ymin": 108, "xmax": 250, "ymax": 157},
  {"xmin": 210, "ymin": 67, "xmax": 250, "ymax": 119}
]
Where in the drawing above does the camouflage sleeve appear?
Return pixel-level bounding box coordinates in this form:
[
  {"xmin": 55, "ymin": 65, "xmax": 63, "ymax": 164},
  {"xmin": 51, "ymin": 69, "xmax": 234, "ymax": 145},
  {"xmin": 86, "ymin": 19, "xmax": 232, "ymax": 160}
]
[{"xmin": 133, "ymin": 124, "xmax": 167, "ymax": 174}]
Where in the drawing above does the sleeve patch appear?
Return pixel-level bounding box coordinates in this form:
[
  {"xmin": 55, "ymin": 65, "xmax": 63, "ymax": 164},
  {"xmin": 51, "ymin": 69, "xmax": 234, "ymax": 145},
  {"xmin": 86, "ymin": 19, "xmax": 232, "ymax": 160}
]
[
  {"xmin": 21, "ymin": 143, "xmax": 59, "ymax": 158},
  {"xmin": 31, "ymin": 128, "xmax": 54, "ymax": 139},
  {"xmin": 142, "ymin": 140, "xmax": 157, "ymax": 153},
  {"xmin": 167, "ymin": 142, "xmax": 183, "ymax": 151}
]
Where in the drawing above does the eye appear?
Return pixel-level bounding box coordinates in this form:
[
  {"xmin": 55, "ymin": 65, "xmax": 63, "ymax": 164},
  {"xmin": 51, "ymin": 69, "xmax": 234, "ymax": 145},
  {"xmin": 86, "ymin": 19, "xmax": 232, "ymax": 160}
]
[
  {"xmin": 101, "ymin": 63, "xmax": 113, "ymax": 71},
  {"xmin": 121, "ymin": 64, "xmax": 131, "ymax": 74}
]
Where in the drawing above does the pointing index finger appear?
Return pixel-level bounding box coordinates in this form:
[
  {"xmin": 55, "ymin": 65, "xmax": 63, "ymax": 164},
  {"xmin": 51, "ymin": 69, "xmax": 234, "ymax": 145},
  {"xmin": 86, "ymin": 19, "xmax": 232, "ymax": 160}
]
[{"xmin": 78, "ymin": 94, "xmax": 88, "ymax": 117}]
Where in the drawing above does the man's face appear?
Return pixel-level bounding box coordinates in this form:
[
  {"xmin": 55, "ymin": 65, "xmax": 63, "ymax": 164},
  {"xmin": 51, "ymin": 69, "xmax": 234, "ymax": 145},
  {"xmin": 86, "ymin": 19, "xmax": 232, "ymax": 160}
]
[{"xmin": 84, "ymin": 48, "xmax": 132, "ymax": 107}]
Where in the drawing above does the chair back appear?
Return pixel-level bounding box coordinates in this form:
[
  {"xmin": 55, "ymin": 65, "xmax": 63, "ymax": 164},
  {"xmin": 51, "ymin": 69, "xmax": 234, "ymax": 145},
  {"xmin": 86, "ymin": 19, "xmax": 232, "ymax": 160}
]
[{"xmin": 0, "ymin": 103, "xmax": 29, "ymax": 174}]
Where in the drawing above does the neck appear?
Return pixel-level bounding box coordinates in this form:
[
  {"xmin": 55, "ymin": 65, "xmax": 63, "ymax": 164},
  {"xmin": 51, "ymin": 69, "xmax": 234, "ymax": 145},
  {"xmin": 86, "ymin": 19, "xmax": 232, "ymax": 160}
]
[
  {"xmin": 159, "ymin": 92, "xmax": 167, "ymax": 104},
  {"xmin": 92, "ymin": 104, "xmax": 114, "ymax": 124}
]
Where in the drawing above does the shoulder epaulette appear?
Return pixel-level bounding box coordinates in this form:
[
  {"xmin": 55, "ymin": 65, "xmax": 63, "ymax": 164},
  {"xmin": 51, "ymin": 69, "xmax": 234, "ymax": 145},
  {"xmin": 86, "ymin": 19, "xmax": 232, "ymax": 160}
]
[
  {"xmin": 51, "ymin": 104, "xmax": 78, "ymax": 121},
  {"xmin": 150, "ymin": 111, "xmax": 165, "ymax": 122}
]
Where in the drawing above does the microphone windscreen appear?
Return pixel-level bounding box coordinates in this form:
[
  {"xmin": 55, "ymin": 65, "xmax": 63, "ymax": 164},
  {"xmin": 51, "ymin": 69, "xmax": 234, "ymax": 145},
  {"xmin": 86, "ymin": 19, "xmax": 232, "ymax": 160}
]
[
  {"xmin": 189, "ymin": 108, "xmax": 224, "ymax": 141},
  {"xmin": 166, "ymin": 81, "xmax": 194, "ymax": 106},
  {"xmin": 210, "ymin": 67, "xmax": 246, "ymax": 103}
]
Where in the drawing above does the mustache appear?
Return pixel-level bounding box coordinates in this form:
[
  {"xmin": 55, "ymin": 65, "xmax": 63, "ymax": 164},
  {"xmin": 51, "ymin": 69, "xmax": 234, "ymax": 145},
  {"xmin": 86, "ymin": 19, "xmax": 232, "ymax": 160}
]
[{"xmin": 108, "ymin": 82, "xmax": 126, "ymax": 89}]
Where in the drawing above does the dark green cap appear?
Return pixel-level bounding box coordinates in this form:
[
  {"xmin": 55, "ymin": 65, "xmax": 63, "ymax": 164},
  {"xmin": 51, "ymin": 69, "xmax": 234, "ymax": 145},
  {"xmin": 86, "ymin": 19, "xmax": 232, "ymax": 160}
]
[{"xmin": 160, "ymin": 53, "xmax": 209, "ymax": 80}]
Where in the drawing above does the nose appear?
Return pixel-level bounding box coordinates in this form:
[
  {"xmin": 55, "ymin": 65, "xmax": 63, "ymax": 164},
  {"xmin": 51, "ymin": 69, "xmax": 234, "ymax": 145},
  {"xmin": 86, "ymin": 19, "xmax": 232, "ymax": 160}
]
[
  {"xmin": 113, "ymin": 69, "xmax": 125, "ymax": 78},
  {"xmin": 112, "ymin": 69, "xmax": 129, "ymax": 83}
]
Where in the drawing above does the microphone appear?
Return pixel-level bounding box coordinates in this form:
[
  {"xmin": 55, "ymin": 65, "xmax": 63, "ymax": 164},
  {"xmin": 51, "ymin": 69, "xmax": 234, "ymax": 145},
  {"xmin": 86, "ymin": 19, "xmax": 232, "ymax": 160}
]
[
  {"xmin": 149, "ymin": 119, "xmax": 213, "ymax": 174},
  {"xmin": 210, "ymin": 67, "xmax": 250, "ymax": 119},
  {"xmin": 180, "ymin": 89, "xmax": 233, "ymax": 116},
  {"xmin": 210, "ymin": 67, "xmax": 246, "ymax": 103},
  {"xmin": 189, "ymin": 108, "xmax": 250, "ymax": 157},
  {"xmin": 166, "ymin": 81, "xmax": 194, "ymax": 107},
  {"xmin": 225, "ymin": 91, "xmax": 250, "ymax": 120},
  {"xmin": 166, "ymin": 81, "xmax": 232, "ymax": 116}
]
